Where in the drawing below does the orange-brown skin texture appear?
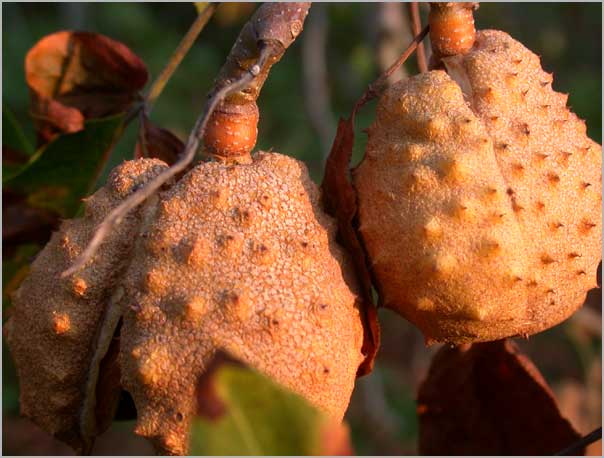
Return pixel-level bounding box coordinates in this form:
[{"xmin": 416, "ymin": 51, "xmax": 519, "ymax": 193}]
[
  {"xmin": 354, "ymin": 30, "xmax": 601, "ymax": 344},
  {"xmin": 4, "ymin": 159, "xmax": 169, "ymax": 452},
  {"xmin": 119, "ymin": 152, "xmax": 365, "ymax": 454},
  {"xmin": 6, "ymin": 154, "xmax": 364, "ymax": 455}
]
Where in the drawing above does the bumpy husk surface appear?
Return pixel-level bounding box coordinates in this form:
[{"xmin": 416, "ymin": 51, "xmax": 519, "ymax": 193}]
[
  {"xmin": 119, "ymin": 152, "xmax": 364, "ymax": 454},
  {"xmin": 6, "ymin": 153, "xmax": 365, "ymax": 455},
  {"xmin": 5, "ymin": 159, "xmax": 169, "ymax": 452},
  {"xmin": 354, "ymin": 30, "xmax": 601, "ymax": 344}
]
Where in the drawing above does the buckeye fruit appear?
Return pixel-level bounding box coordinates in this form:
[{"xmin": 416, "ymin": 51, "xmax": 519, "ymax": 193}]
[
  {"xmin": 6, "ymin": 153, "xmax": 365, "ymax": 454},
  {"xmin": 353, "ymin": 30, "xmax": 601, "ymax": 344}
]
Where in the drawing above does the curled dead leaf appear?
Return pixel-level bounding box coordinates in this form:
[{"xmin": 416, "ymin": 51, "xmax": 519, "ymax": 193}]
[
  {"xmin": 26, "ymin": 30, "xmax": 148, "ymax": 143},
  {"xmin": 417, "ymin": 339, "xmax": 583, "ymax": 455},
  {"xmin": 2, "ymin": 188, "xmax": 58, "ymax": 245},
  {"xmin": 321, "ymin": 116, "xmax": 380, "ymax": 377},
  {"xmin": 134, "ymin": 115, "xmax": 185, "ymax": 166},
  {"xmin": 28, "ymin": 96, "xmax": 84, "ymax": 143},
  {"xmin": 320, "ymin": 26, "xmax": 431, "ymax": 377}
]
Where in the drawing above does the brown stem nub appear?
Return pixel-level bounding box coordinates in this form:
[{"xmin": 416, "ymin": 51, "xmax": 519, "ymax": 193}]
[{"xmin": 429, "ymin": 2, "xmax": 478, "ymax": 58}]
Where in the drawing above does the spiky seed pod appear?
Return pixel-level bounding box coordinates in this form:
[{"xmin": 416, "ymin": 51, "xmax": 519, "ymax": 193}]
[
  {"xmin": 120, "ymin": 152, "xmax": 364, "ymax": 454},
  {"xmin": 4, "ymin": 159, "xmax": 169, "ymax": 452},
  {"xmin": 6, "ymin": 153, "xmax": 364, "ymax": 455},
  {"xmin": 455, "ymin": 29, "xmax": 601, "ymax": 330},
  {"xmin": 354, "ymin": 30, "xmax": 601, "ymax": 344},
  {"xmin": 354, "ymin": 71, "xmax": 529, "ymax": 342}
]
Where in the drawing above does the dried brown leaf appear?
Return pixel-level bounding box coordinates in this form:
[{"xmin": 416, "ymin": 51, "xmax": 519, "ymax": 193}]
[
  {"xmin": 135, "ymin": 115, "xmax": 185, "ymax": 166},
  {"xmin": 94, "ymin": 320, "xmax": 123, "ymax": 435},
  {"xmin": 2, "ymin": 188, "xmax": 58, "ymax": 245},
  {"xmin": 28, "ymin": 96, "xmax": 85, "ymax": 143},
  {"xmin": 25, "ymin": 31, "xmax": 148, "ymax": 143},
  {"xmin": 417, "ymin": 339, "xmax": 583, "ymax": 455},
  {"xmin": 320, "ymin": 25, "xmax": 430, "ymax": 377},
  {"xmin": 322, "ymin": 116, "xmax": 380, "ymax": 377}
]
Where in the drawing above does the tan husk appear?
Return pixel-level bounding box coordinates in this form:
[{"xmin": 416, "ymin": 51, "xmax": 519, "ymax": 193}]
[
  {"xmin": 354, "ymin": 30, "xmax": 601, "ymax": 344},
  {"xmin": 119, "ymin": 152, "xmax": 364, "ymax": 454},
  {"xmin": 4, "ymin": 159, "xmax": 169, "ymax": 452},
  {"xmin": 6, "ymin": 153, "xmax": 365, "ymax": 455}
]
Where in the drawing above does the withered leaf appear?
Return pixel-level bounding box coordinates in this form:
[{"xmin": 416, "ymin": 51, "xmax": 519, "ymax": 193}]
[
  {"xmin": 26, "ymin": 30, "xmax": 148, "ymax": 143},
  {"xmin": 94, "ymin": 320, "xmax": 124, "ymax": 435},
  {"xmin": 2, "ymin": 189, "xmax": 58, "ymax": 246},
  {"xmin": 134, "ymin": 114, "xmax": 184, "ymax": 166},
  {"xmin": 322, "ymin": 114, "xmax": 380, "ymax": 377},
  {"xmin": 417, "ymin": 340, "xmax": 583, "ymax": 455},
  {"xmin": 29, "ymin": 96, "xmax": 85, "ymax": 144},
  {"xmin": 320, "ymin": 26, "xmax": 428, "ymax": 376}
]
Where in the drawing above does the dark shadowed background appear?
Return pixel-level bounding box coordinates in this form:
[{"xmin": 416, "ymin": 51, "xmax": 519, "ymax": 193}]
[{"xmin": 2, "ymin": 2, "xmax": 601, "ymax": 455}]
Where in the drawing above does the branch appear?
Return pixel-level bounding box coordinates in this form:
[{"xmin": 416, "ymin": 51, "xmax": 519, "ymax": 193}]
[
  {"xmin": 355, "ymin": 24, "xmax": 429, "ymax": 112},
  {"xmin": 62, "ymin": 2, "xmax": 311, "ymax": 277},
  {"xmin": 119, "ymin": 3, "xmax": 217, "ymax": 157},
  {"xmin": 408, "ymin": 3, "xmax": 428, "ymax": 72},
  {"xmin": 136, "ymin": 109, "xmax": 148, "ymax": 157},
  {"xmin": 211, "ymin": 2, "xmax": 311, "ymax": 105},
  {"xmin": 145, "ymin": 3, "xmax": 218, "ymax": 113},
  {"xmin": 555, "ymin": 427, "xmax": 602, "ymax": 456}
]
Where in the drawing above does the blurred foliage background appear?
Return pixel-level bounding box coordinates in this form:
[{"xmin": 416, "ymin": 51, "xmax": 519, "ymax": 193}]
[{"xmin": 2, "ymin": 2, "xmax": 601, "ymax": 455}]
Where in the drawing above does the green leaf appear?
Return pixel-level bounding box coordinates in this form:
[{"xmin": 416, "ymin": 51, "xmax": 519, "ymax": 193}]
[
  {"xmin": 190, "ymin": 364, "xmax": 330, "ymax": 456},
  {"xmin": 2, "ymin": 344, "xmax": 20, "ymax": 415},
  {"xmin": 2, "ymin": 105, "xmax": 34, "ymax": 156},
  {"xmin": 5, "ymin": 114, "xmax": 124, "ymax": 217},
  {"xmin": 2, "ymin": 244, "xmax": 41, "ymax": 315}
]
